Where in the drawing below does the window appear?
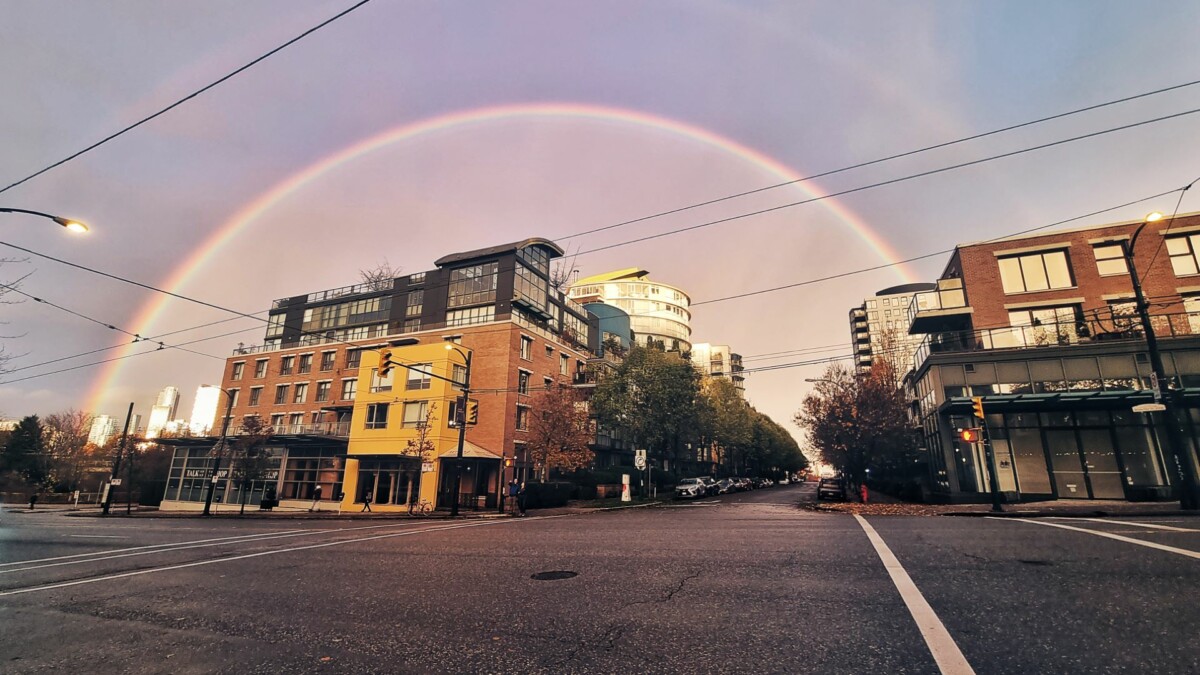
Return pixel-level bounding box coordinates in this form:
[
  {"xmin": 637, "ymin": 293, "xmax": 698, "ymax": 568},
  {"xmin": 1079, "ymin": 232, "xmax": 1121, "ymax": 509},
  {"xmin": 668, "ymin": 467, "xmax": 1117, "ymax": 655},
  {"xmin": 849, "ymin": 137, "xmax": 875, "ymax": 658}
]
[
  {"xmin": 320, "ymin": 351, "xmax": 336, "ymax": 371},
  {"xmin": 515, "ymin": 262, "xmax": 549, "ymax": 312},
  {"xmin": 545, "ymin": 345, "xmax": 554, "ymax": 358},
  {"xmin": 448, "ymin": 262, "xmax": 498, "ymax": 308},
  {"xmin": 1167, "ymin": 234, "xmax": 1200, "ymax": 276},
  {"xmin": 289, "ymin": 412, "xmax": 304, "ymax": 429},
  {"xmin": 516, "ymin": 405, "xmax": 529, "ymax": 431},
  {"xmin": 280, "ymin": 355, "xmax": 295, "ymax": 375},
  {"xmin": 248, "ymin": 386, "xmax": 262, "ymax": 407},
  {"xmin": 274, "ymin": 385, "xmax": 290, "ymax": 405},
  {"xmin": 1092, "ymin": 243, "xmax": 1128, "ymax": 276},
  {"xmin": 298, "ymin": 354, "xmax": 312, "ymax": 374},
  {"xmin": 340, "ymin": 379, "xmax": 357, "ymax": 401},
  {"xmin": 231, "ymin": 362, "xmax": 245, "ymax": 381},
  {"xmin": 265, "ymin": 313, "xmax": 285, "ymax": 337},
  {"xmin": 255, "ymin": 359, "xmax": 268, "ymax": 378},
  {"xmin": 402, "ymin": 401, "xmax": 429, "ymax": 428},
  {"xmin": 1008, "ymin": 305, "xmax": 1083, "ymax": 346},
  {"xmin": 365, "ymin": 403, "xmax": 389, "ymax": 430},
  {"xmin": 406, "ymin": 289, "xmax": 423, "ymax": 317},
  {"xmin": 1107, "ymin": 300, "xmax": 1140, "ymax": 332},
  {"xmin": 520, "ymin": 336, "xmax": 533, "ymax": 360},
  {"xmin": 401, "ymin": 363, "xmax": 431, "ymax": 390},
  {"xmin": 452, "ymin": 364, "xmax": 467, "ymax": 389},
  {"xmin": 346, "ymin": 349, "xmax": 362, "ymax": 369},
  {"xmin": 560, "ymin": 354, "xmax": 569, "ymax": 375},
  {"xmin": 518, "ymin": 370, "xmax": 530, "ymax": 395},
  {"xmin": 403, "ymin": 318, "xmax": 421, "ymax": 333},
  {"xmin": 270, "ymin": 413, "xmax": 285, "ymax": 429},
  {"xmin": 997, "ymin": 249, "xmax": 1073, "ymax": 293},
  {"xmin": 227, "ymin": 388, "xmax": 240, "ymax": 408},
  {"xmin": 371, "ymin": 368, "xmax": 394, "ymax": 393},
  {"xmin": 293, "ymin": 383, "xmax": 308, "ymax": 404},
  {"xmin": 315, "ymin": 381, "xmax": 331, "ymax": 402},
  {"xmin": 544, "ymin": 376, "xmax": 553, "ymax": 389},
  {"xmin": 446, "ymin": 306, "xmax": 494, "ymax": 327},
  {"xmin": 1185, "ymin": 294, "xmax": 1200, "ymax": 333}
]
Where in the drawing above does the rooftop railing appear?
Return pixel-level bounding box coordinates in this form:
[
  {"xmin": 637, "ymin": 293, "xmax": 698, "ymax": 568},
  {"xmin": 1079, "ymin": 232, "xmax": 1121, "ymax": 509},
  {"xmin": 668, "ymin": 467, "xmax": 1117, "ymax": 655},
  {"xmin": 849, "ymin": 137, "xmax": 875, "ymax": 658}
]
[{"xmin": 272, "ymin": 279, "xmax": 394, "ymax": 308}]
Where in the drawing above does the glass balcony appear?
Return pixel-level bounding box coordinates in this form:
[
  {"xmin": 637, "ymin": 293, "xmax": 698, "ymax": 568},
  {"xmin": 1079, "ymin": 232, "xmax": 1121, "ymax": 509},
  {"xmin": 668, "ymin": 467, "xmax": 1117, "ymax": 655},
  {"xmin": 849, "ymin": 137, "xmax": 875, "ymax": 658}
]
[{"xmin": 908, "ymin": 279, "xmax": 971, "ymax": 333}]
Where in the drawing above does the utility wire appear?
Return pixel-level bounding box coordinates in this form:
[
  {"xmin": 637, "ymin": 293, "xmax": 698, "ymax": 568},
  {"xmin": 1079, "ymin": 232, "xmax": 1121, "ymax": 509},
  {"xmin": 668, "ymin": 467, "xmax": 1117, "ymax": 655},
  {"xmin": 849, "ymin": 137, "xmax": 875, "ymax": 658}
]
[
  {"xmin": 575, "ymin": 107, "xmax": 1200, "ymax": 256},
  {"xmin": 0, "ymin": 0, "xmax": 375, "ymax": 196},
  {"xmin": 559, "ymin": 77, "xmax": 1200, "ymax": 242}
]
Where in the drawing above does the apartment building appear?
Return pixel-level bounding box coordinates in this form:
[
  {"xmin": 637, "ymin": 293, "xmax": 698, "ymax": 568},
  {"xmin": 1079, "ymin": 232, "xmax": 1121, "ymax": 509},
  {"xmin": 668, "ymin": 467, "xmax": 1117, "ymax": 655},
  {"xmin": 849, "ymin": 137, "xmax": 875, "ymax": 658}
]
[
  {"xmin": 905, "ymin": 213, "xmax": 1200, "ymax": 503},
  {"xmin": 568, "ymin": 268, "xmax": 692, "ymax": 352},
  {"xmin": 690, "ymin": 343, "xmax": 745, "ymax": 395},
  {"xmin": 158, "ymin": 238, "xmax": 600, "ymax": 512},
  {"xmin": 849, "ymin": 283, "xmax": 936, "ymax": 377}
]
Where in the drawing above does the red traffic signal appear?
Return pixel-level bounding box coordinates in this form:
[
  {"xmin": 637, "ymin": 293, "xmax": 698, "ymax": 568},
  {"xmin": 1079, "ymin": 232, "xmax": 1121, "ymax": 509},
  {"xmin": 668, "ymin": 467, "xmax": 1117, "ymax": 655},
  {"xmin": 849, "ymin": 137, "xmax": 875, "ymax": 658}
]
[{"xmin": 959, "ymin": 428, "xmax": 982, "ymax": 443}]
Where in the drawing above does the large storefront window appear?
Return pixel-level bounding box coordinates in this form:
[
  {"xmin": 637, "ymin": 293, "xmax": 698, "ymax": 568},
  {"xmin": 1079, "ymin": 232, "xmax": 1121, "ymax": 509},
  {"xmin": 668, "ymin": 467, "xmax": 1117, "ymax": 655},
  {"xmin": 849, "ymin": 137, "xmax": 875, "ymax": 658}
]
[
  {"xmin": 356, "ymin": 457, "xmax": 421, "ymax": 505},
  {"xmin": 281, "ymin": 449, "xmax": 345, "ymax": 501}
]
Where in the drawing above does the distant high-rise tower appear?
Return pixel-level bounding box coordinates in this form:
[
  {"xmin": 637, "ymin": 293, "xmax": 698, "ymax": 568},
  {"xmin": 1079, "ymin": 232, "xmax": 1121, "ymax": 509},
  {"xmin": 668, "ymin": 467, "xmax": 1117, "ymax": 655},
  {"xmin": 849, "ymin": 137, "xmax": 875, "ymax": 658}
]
[
  {"xmin": 88, "ymin": 415, "xmax": 117, "ymax": 446},
  {"xmin": 189, "ymin": 385, "xmax": 222, "ymax": 435},
  {"xmin": 849, "ymin": 284, "xmax": 936, "ymax": 378},
  {"xmin": 146, "ymin": 386, "xmax": 180, "ymax": 439}
]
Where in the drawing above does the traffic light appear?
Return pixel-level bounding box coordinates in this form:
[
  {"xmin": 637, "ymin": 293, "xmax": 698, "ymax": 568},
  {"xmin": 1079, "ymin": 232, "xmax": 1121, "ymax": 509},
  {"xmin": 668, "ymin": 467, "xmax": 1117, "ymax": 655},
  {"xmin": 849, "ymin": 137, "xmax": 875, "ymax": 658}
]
[
  {"xmin": 971, "ymin": 396, "xmax": 985, "ymax": 419},
  {"xmin": 466, "ymin": 399, "xmax": 479, "ymax": 425},
  {"xmin": 959, "ymin": 428, "xmax": 981, "ymax": 443},
  {"xmin": 378, "ymin": 349, "xmax": 393, "ymax": 378}
]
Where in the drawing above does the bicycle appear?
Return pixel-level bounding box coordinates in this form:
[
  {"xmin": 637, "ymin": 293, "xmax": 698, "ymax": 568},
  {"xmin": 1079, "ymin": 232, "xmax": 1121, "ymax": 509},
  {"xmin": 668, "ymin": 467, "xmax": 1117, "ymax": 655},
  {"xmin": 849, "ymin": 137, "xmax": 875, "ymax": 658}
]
[{"xmin": 408, "ymin": 499, "xmax": 434, "ymax": 516}]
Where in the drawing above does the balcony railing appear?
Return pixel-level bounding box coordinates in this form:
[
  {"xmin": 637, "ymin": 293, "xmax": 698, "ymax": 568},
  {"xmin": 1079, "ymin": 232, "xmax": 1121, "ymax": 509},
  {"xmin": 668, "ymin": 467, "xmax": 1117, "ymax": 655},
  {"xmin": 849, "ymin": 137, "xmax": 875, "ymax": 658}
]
[
  {"xmin": 912, "ymin": 310, "xmax": 1200, "ymax": 369},
  {"xmin": 235, "ymin": 420, "xmax": 351, "ymax": 437},
  {"xmin": 271, "ymin": 279, "xmax": 394, "ymax": 309}
]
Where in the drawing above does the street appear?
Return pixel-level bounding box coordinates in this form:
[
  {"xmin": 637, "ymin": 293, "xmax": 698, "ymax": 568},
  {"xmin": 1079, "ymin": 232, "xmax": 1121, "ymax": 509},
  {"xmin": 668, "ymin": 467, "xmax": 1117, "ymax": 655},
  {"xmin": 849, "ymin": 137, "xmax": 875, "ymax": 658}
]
[{"xmin": 1, "ymin": 483, "xmax": 1198, "ymax": 674}]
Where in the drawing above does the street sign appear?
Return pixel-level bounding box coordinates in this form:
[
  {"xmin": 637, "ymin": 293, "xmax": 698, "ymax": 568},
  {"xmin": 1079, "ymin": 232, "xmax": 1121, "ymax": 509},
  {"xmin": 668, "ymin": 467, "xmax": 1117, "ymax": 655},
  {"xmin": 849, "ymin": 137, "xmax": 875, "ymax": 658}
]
[
  {"xmin": 1132, "ymin": 403, "xmax": 1166, "ymax": 413},
  {"xmin": 110, "ymin": 478, "xmax": 122, "ymax": 486},
  {"xmin": 421, "ymin": 462, "xmax": 434, "ymax": 473},
  {"xmin": 634, "ymin": 448, "xmax": 647, "ymax": 469}
]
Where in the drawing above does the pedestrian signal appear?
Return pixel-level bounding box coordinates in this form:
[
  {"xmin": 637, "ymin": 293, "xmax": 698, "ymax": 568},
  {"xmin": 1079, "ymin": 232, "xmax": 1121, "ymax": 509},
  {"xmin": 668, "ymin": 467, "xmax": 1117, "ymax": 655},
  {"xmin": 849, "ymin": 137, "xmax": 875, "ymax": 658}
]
[
  {"xmin": 959, "ymin": 428, "xmax": 981, "ymax": 443},
  {"xmin": 378, "ymin": 349, "xmax": 394, "ymax": 378},
  {"xmin": 971, "ymin": 396, "xmax": 985, "ymax": 419}
]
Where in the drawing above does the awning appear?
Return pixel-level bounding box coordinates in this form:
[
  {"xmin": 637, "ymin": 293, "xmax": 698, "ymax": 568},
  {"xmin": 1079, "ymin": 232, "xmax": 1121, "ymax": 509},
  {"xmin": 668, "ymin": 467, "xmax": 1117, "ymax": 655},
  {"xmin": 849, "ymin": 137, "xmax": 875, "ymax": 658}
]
[{"xmin": 438, "ymin": 440, "xmax": 501, "ymax": 460}]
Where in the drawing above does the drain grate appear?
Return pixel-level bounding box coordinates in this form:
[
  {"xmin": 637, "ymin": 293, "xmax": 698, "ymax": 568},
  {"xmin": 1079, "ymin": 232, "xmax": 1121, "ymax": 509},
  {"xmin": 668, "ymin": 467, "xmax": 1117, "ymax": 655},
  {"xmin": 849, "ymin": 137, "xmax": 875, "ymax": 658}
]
[{"xmin": 531, "ymin": 570, "xmax": 578, "ymax": 581}]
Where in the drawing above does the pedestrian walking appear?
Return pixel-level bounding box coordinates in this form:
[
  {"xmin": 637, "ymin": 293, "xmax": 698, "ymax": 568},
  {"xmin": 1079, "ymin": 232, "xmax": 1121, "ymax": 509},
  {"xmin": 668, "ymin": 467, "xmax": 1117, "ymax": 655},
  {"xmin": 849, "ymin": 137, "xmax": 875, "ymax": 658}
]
[
  {"xmin": 517, "ymin": 482, "xmax": 527, "ymax": 517},
  {"xmin": 28, "ymin": 493, "xmax": 38, "ymax": 511},
  {"xmin": 507, "ymin": 480, "xmax": 520, "ymax": 515},
  {"xmin": 860, "ymin": 483, "xmax": 869, "ymax": 504},
  {"xmin": 309, "ymin": 484, "xmax": 323, "ymax": 512},
  {"xmin": 361, "ymin": 490, "xmax": 372, "ymax": 512}
]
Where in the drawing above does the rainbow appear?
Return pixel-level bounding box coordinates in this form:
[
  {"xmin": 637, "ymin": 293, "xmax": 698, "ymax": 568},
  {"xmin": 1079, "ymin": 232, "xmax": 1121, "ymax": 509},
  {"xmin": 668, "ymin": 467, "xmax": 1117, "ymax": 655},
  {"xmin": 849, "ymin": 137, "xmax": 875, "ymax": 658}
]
[{"xmin": 85, "ymin": 102, "xmax": 913, "ymax": 412}]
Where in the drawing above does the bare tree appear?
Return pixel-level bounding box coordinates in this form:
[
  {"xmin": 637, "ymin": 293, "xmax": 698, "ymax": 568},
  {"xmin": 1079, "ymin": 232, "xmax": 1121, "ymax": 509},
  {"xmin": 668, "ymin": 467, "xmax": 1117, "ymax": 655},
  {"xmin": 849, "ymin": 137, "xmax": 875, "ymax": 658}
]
[
  {"xmin": 402, "ymin": 403, "xmax": 438, "ymax": 510},
  {"xmin": 42, "ymin": 409, "xmax": 94, "ymax": 491},
  {"xmin": 549, "ymin": 247, "xmax": 581, "ymax": 292},
  {"xmin": 358, "ymin": 259, "xmax": 399, "ymax": 291}
]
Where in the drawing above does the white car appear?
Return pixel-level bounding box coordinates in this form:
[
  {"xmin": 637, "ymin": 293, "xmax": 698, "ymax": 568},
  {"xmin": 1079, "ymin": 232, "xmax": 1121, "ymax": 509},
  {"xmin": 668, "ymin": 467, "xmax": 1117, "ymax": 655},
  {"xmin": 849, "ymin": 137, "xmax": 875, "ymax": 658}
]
[{"xmin": 674, "ymin": 478, "xmax": 707, "ymax": 499}]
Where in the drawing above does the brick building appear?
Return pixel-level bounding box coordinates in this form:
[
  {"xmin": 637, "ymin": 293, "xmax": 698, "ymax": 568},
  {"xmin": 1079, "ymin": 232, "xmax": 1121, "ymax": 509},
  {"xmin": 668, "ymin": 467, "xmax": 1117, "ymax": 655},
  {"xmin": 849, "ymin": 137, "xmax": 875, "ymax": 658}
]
[
  {"xmin": 905, "ymin": 212, "xmax": 1200, "ymax": 503},
  {"xmin": 159, "ymin": 238, "xmax": 602, "ymax": 512}
]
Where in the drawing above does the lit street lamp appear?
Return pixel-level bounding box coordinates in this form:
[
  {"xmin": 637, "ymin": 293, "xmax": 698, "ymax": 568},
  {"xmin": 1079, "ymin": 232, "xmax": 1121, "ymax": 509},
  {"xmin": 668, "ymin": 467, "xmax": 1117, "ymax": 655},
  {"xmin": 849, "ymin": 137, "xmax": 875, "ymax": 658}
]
[
  {"xmin": 201, "ymin": 386, "xmax": 238, "ymax": 516},
  {"xmin": 444, "ymin": 342, "xmax": 473, "ymax": 518},
  {"xmin": 0, "ymin": 207, "xmax": 88, "ymax": 233},
  {"xmin": 1124, "ymin": 211, "xmax": 1200, "ymax": 510}
]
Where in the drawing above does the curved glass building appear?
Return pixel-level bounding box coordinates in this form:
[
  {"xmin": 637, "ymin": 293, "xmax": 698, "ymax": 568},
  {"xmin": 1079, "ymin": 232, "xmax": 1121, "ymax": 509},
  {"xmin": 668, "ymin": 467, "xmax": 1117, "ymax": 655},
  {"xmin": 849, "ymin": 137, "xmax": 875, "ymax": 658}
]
[{"xmin": 569, "ymin": 268, "xmax": 692, "ymax": 352}]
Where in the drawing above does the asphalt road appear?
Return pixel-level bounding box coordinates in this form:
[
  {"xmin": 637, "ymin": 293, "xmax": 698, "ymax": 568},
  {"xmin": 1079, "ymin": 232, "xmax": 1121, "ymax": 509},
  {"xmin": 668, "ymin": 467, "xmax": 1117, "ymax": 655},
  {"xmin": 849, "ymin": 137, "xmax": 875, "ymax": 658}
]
[{"xmin": 1, "ymin": 483, "xmax": 1197, "ymax": 674}]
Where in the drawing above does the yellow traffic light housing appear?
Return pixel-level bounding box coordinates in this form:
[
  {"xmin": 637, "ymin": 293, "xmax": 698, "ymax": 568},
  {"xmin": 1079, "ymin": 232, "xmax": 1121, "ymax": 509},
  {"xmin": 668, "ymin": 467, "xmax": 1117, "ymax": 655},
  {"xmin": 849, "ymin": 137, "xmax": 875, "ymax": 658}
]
[
  {"xmin": 378, "ymin": 349, "xmax": 393, "ymax": 378},
  {"xmin": 466, "ymin": 399, "xmax": 479, "ymax": 425},
  {"xmin": 971, "ymin": 396, "xmax": 985, "ymax": 419}
]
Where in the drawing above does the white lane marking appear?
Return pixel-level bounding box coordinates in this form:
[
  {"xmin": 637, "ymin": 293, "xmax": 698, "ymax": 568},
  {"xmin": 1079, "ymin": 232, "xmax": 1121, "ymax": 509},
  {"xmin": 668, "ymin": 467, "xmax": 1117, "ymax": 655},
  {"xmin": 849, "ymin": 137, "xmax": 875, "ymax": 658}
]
[
  {"xmin": 67, "ymin": 535, "xmax": 129, "ymax": 539},
  {"xmin": 0, "ymin": 515, "xmax": 562, "ymax": 597},
  {"xmin": 0, "ymin": 521, "xmax": 435, "ymax": 575},
  {"xmin": 854, "ymin": 515, "xmax": 975, "ymax": 675},
  {"xmin": 1001, "ymin": 518, "xmax": 1200, "ymax": 559},
  {"xmin": 0, "ymin": 529, "xmax": 309, "ymax": 567},
  {"xmin": 1068, "ymin": 517, "xmax": 1199, "ymax": 533}
]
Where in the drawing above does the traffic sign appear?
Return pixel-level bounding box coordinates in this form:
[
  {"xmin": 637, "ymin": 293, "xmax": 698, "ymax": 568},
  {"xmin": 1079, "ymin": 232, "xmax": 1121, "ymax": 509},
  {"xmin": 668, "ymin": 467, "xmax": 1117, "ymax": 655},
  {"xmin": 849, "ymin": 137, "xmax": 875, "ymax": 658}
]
[
  {"xmin": 634, "ymin": 449, "xmax": 647, "ymax": 470},
  {"xmin": 110, "ymin": 478, "xmax": 122, "ymax": 486},
  {"xmin": 1132, "ymin": 403, "xmax": 1166, "ymax": 413}
]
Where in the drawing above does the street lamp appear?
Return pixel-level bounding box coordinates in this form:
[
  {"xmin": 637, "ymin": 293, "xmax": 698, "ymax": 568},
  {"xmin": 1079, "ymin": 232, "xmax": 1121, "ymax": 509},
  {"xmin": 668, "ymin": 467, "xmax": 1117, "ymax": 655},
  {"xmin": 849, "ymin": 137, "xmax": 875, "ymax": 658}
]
[
  {"xmin": 201, "ymin": 385, "xmax": 238, "ymax": 516},
  {"xmin": 1124, "ymin": 211, "xmax": 1200, "ymax": 510},
  {"xmin": 0, "ymin": 207, "xmax": 88, "ymax": 233},
  {"xmin": 444, "ymin": 341, "xmax": 473, "ymax": 517}
]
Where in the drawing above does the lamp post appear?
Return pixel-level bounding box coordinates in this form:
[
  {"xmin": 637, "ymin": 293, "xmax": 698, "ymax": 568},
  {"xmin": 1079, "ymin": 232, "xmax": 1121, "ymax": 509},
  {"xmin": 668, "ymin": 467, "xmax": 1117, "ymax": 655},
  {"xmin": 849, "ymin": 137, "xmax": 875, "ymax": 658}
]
[
  {"xmin": 201, "ymin": 386, "xmax": 238, "ymax": 517},
  {"xmin": 445, "ymin": 342, "xmax": 473, "ymax": 518},
  {"xmin": 1125, "ymin": 212, "xmax": 1200, "ymax": 510},
  {"xmin": 0, "ymin": 208, "xmax": 88, "ymax": 233}
]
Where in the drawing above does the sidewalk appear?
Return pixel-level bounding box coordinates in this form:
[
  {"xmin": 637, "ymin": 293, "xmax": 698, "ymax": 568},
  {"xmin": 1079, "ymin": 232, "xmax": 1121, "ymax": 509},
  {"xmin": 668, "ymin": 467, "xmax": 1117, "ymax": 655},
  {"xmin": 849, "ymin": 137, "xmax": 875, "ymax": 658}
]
[{"xmin": 799, "ymin": 488, "xmax": 1199, "ymax": 518}]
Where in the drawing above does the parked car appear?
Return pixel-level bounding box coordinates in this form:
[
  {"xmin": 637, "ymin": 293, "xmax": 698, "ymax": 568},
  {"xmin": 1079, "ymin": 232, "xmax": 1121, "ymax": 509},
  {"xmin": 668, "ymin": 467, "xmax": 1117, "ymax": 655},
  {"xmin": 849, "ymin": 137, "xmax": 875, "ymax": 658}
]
[
  {"xmin": 700, "ymin": 477, "xmax": 720, "ymax": 496},
  {"xmin": 717, "ymin": 479, "xmax": 736, "ymax": 494},
  {"xmin": 675, "ymin": 478, "xmax": 707, "ymax": 499},
  {"xmin": 817, "ymin": 477, "xmax": 845, "ymax": 501},
  {"xmin": 736, "ymin": 477, "xmax": 754, "ymax": 491},
  {"xmin": 777, "ymin": 477, "xmax": 790, "ymax": 486}
]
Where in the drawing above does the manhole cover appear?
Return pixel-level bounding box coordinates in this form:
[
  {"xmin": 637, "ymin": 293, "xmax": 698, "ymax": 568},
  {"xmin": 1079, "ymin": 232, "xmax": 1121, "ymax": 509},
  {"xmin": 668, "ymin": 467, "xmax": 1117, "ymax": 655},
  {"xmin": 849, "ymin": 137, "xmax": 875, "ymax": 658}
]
[{"xmin": 531, "ymin": 570, "xmax": 578, "ymax": 581}]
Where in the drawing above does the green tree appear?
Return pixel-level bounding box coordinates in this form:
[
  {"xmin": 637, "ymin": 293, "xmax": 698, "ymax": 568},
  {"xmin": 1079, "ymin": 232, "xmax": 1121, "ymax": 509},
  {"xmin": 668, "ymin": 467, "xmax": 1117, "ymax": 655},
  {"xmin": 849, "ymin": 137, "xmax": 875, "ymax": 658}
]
[
  {"xmin": 697, "ymin": 377, "xmax": 753, "ymax": 473},
  {"xmin": 2, "ymin": 415, "xmax": 48, "ymax": 487},
  {"xmin": 591, "ymin": 346, "xmax": 701, "ymax": 471},
  {"xmin": 229, "ymin": 415, "xmax": 274, "ymax": 515}
]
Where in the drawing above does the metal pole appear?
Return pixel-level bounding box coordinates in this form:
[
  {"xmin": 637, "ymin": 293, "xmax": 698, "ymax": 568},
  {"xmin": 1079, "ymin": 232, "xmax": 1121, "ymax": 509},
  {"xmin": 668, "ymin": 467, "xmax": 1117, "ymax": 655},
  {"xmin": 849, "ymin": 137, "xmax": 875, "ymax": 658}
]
[
  {"xmin": 102, "ymin": 402, "xmax": 134, "ymax": 516},
  {"xmin": 202, "ymin": 390, "xmax": 236, "ymax": 517},
  {"xmin": 449, "ymin": 350, "xmax": 471, "ymax": 518},
  {"xmin": 126, "ymin": 435, "xmax": 134, "ymax": 515},
  {"xmin": 1126, "ymin": 225, "xmax": 1200, "ymax": 510},
  {"xmin": 980, "ymin": 422, "xmax": 1003, "ymax": 513}
]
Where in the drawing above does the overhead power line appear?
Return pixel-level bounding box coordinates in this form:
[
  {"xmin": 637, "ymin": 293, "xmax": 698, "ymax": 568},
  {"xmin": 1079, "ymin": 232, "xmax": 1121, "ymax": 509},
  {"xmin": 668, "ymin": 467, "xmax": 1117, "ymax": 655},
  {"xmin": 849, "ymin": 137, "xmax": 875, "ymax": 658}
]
[
  {"xmin": 559, "ymin": 77, "xmax": 1200, "ymax": 242},
  {"xmin": 0, "ymin": 0, "xmax": 375, "ymax": 196}
]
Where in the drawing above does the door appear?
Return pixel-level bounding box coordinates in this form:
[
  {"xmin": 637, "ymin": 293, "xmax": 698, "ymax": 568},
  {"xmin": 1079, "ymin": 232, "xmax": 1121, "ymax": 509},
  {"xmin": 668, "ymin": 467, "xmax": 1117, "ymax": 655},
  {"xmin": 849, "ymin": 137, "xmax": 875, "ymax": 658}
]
[
  {"xmin": 1078, "ymin": 429, "xmax": 1125, "ymax": 499},
  {"xmin": 1045, "ymin": 429, "xmax": 1088, "ymax": 498}
]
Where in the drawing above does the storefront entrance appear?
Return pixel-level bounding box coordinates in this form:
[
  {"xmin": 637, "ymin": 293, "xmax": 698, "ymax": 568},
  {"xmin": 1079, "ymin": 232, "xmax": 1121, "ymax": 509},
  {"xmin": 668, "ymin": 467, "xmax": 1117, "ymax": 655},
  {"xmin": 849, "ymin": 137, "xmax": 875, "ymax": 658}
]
[{"xmin": 436, "ymin": 457, "xmax": 499, "ymax": 510}]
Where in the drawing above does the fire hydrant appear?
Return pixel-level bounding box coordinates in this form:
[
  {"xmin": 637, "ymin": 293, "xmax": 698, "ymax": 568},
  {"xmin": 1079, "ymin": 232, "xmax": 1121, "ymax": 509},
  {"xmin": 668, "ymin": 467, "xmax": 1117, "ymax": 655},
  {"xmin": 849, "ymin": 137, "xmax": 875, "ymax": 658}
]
[{"xmin": 860, "ymin": 484, "xmax": 869, "ymax": 504}]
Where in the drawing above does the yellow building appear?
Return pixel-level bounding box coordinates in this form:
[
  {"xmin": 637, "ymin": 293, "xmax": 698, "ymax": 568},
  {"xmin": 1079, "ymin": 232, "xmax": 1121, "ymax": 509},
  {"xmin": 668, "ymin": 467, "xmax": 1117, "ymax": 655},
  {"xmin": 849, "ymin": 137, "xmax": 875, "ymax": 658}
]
[{"xmin": 339, "ymin": 344, "xmax": 470, "ymax": 512}]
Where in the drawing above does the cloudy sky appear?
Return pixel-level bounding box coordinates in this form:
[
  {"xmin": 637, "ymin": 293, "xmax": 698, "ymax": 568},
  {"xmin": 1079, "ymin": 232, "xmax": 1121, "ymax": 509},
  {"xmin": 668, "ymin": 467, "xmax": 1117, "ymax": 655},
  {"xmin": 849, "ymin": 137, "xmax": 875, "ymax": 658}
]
[{"xmin": 2, "ymin": 1, "xmax": 1199, "ymax": 442}]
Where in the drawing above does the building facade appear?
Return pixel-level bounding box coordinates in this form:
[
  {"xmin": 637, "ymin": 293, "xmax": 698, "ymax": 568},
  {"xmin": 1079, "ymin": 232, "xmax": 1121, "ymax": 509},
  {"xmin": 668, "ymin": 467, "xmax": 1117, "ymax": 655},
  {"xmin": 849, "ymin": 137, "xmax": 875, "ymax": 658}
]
[
  {"xmin": 568, "ymin": 268, "xmax": 692, "ymax": 352},
  {"xmin": 145, "ymin": 386, "xmax": 180, "ymax": 439},
  {"xmin": 87, "ymin": 415, "xmax": 117, "ymax": 446},
  {"xmin": 849, "ymin": 283, "xmax": 936, "ymax": 377},
  {"xmin": 690, "ymin": 343, "xmax": 745, "ymax": 395},
  {"xmin": 904, "ymin": 213, "xmax": 1200, "ymax": 503},
  {"xmin": 159, "ymin": 238, "xmax": 601, "ymax": 512}
]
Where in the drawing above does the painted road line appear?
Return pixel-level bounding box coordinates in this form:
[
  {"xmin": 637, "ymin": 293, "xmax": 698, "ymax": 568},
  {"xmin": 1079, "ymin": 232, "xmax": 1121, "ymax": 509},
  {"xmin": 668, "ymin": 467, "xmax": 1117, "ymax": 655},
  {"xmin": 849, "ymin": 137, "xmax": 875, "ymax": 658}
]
[
  {"xmin": 0, "ymin": 521, "xmax": 436, "ymax": 575},
  {"xmin": 1000, "ymin": 518, "xmax": 1200, "ymax": 559},
  {"xmin": 855, "ymin": 515, "xmax": 975, "ymax": 675},
  {"xmin": 0, "ymin": 516, "xmax": 560, "ymax": 597},
  {"xmin": 0, "ymin": 528, "xmax": 310, "ymax": 568},
  {"xmin": 67, "ymin": 535, "xmax": 130, "ymax": 539},
  {"xmin": 1069, "ymin": 517, "xmax": 1199, "ymax": 533}
]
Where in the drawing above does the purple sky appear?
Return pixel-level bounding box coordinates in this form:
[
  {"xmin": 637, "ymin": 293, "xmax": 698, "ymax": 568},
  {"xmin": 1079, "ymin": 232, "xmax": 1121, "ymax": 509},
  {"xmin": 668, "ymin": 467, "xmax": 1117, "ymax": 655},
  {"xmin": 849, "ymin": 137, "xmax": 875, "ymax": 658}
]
[{"xmin": 3, "ymin": 1, "xmax": 1200, "ymax": 445}]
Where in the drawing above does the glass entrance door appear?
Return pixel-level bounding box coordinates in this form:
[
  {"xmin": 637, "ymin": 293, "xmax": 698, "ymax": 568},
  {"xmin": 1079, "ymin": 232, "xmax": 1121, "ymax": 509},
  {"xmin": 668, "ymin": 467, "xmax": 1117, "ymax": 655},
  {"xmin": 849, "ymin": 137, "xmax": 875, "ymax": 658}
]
[
  {"xmin": 1078, "ymin": 429, "xmax": 1125, "ymax": 499},
  {"xmin": 1045, "ymin": 429, "xmax": 1088, "ymax": 498}
]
